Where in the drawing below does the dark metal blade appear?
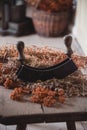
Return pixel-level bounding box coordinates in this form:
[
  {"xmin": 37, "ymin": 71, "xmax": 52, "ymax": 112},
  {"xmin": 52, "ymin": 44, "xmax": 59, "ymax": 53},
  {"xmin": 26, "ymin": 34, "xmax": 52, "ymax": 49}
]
[{"xmin": 16, "ymin": 58, "xmax": 78, "ymax": 82}]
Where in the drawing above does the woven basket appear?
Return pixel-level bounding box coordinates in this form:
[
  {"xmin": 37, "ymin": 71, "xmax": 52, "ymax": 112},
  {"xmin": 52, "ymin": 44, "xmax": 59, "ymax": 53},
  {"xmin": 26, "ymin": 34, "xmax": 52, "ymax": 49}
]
[{"xmin": 32, "ymin": 9, "xmax": 70, "ymax": 37}]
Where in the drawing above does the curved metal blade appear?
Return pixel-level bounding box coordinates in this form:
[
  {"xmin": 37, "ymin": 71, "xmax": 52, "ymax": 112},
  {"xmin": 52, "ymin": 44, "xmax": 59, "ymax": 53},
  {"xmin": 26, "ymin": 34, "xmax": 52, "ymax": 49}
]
[{"xmin": 16, "ymin": 58, "xmax": 77, "ymax": 82}]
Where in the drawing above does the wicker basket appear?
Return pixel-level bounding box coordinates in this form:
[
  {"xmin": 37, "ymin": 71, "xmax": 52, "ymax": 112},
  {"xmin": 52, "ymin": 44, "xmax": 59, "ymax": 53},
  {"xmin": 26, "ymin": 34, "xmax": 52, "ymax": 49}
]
[{"xmin": 32, "ymin": 9, "xmax": 70, "ymax": 37}]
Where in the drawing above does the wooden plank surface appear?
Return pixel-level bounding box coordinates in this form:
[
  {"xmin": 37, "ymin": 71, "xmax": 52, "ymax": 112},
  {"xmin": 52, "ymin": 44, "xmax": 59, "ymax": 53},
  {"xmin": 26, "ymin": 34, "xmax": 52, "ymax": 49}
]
[
  {"xmin": 0, "ymin": 35, "xmax": 87, "ymax": 126},
  {"xmin": 5, "ymin": 122, "xmax": 85, "ymax": 130},
  {"xmin": 0, "ymin": 124, "xmax": 6, "ymax": 130},
  {"xmin": 42, "ymin": 37, "xmax": 87, "ymax": 114},
  {"xmin": 81, "ymin": 122, "xmax": 87, "ymax": 130},
  {"xmin": 0, "ymin": 87, "xmax": 43, "ymax": 117},
  {"xmin": 42, "ymin": 97, "xmax": 87, "ymax": 114}
]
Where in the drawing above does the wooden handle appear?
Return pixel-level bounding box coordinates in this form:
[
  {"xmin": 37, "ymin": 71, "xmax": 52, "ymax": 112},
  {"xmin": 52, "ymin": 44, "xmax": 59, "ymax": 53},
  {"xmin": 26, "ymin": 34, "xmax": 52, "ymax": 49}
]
[
  {"xmin": 64, "ymin": 35, "xmax": 73, "ymax": 57},
  {"xmin": 17, "ymin": 41, "xmax": 25, "ymax": 63}
]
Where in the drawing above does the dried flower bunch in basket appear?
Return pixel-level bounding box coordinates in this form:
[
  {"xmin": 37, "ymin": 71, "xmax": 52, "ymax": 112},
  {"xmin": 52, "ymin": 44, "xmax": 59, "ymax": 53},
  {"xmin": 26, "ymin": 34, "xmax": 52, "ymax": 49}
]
[
  {"xmin": 26, "ymin": 0, "xmax": 73, "ymax": 12},
  {"xmin": 25, "ymin": 0, "xmax": 40, "ymax": 7},
  {"xmin": 29, "ymin": 0, "xmax": 77, "ymax": 37},
  {"xmin": 37, "ymin": 0, "xmax": 73, "ymax": 13},
  {"xmin": 0, "ymin": 45, "xmax": 87, "ymax": 107}
]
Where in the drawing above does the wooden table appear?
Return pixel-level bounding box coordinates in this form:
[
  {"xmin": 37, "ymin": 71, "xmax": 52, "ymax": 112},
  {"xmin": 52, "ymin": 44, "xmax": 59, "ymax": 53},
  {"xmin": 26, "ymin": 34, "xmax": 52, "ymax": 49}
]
[
  {"xmin": 0, "ymin": 87, "xmax": 87, "ymax": 130},
  {"xmin": 0, "ymin": 37, "xmax": 87, "ymax": 130}
]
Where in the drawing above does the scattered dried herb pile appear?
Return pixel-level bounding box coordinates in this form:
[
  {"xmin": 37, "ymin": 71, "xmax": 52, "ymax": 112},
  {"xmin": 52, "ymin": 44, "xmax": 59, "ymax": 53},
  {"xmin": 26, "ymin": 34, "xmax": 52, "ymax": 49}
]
[{"xmin": 0, "ymin": 45, "xmax": 87, "ymax": 107}]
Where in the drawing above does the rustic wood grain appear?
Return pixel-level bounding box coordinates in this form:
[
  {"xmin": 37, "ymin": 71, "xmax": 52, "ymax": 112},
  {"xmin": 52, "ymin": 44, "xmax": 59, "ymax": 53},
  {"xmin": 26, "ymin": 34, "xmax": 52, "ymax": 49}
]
[
  {"xmin": 0, "ymin": 87, "xmax": 43, "ymax": 117},
  {"xmin": 0, "ymin": 36, "xmax": 87, "ymax": 130},
  {"xmin": 1, "ymin": 123, "xmax": 85, "ymax": 130},
  {"xmin": 1, "ymin": 87, "xmax": 87, "ymax": 122},
  {"xmin": 6, "ymin": 125, "xmax": 16, "ymax": 130},
  {"xmin": 41, "ymin": 37, "xmax": 87, "ymax": 130},
  {"xmin": 0, "ymin": 124, "xmax": 6, "ymax": 130},
  {"xmin": 42, "ymin": 38, "xmax": 87, "ymax": 114},
  {"xmin": 42, "ymin": 97, "xmax": 87, "ymax": 114},
  {"xmin": 81, "ymin": 122, "xmax": 87, "ymax": 130}
]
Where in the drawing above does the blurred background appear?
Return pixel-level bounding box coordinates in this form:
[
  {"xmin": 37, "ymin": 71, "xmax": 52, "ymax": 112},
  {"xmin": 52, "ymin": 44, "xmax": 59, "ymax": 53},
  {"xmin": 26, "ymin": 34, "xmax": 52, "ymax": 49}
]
[{"xmin": 0, "ymin": 0, "xmax": 87, "ymax": 54}]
